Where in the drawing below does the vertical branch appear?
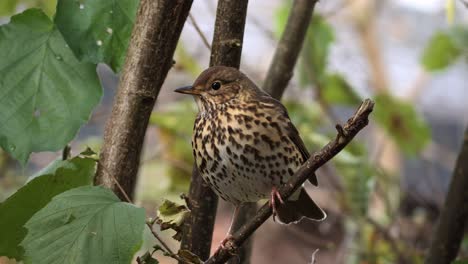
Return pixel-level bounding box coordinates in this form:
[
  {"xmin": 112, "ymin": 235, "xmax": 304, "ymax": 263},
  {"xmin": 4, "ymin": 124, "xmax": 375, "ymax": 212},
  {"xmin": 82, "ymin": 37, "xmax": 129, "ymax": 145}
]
[
  {"xmin": 94, "ymin": 0, "xmax": 193, "ymax": 200},
  {"xmin": 262, "ymin": 0, "xmax": 319, "ymax": 99},
  {"xmin": 425, "ymin": 126, "xmax": 468, "ymax": 264},
  {"xmin": 229, "ymin": 1, "xmax": 318, "ymax": 263},
  {"xmin": 180, "ymin": 0, "xmax": 249, "ymax": 261}
]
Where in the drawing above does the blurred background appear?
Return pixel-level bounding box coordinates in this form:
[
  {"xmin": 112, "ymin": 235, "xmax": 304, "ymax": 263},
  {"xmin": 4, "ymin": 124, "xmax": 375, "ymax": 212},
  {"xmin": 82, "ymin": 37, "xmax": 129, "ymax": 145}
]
[{"xmin": 1, "ymin": 0, "xmax": 468, "ymax": 263}]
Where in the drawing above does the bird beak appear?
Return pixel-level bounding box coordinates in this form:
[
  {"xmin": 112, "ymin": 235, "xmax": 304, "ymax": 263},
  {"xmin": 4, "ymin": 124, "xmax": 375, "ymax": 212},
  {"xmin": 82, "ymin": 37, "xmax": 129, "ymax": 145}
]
[{"xmin": 174, "ymin": 86, "xmax": 199, "ymax": 95}]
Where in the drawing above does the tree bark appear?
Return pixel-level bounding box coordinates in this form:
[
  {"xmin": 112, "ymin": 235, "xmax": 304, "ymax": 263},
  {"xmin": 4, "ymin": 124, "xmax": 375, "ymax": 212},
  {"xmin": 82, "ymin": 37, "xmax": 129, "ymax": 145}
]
[
  {"xmin": 94, "ymin": 0, "xmax": 193, "ymax": 200},
  {"xmin": 425, "ymin": 126, "xmax": 468, "ymax": 264},
  {"xmin": 228, "ymin": 1, "xmax": 319, "ymax": 263},
  {"xmin": 179, "ymin": 0, "xmax": 249, "ymax": 261},
  {"xmin": 262, "ymin": 0, "xmax": 318, "ymax": 99}
]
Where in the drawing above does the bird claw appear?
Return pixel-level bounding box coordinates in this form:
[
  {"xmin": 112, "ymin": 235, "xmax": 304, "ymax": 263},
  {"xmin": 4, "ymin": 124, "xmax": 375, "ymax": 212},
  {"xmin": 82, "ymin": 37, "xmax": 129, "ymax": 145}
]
[
  {"xmin": 269, "ymin": 187, "xmax": 284, "ymax": 222},
  {"xmin": 216, "ymin": 235, "xmax": 234, "ymax": 251}
]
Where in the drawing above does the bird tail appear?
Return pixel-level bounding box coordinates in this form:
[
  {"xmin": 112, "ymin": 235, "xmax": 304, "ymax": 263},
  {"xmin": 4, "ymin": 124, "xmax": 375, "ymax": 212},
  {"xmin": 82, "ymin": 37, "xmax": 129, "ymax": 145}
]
[{"xmin": 276, "ymin": 188, "xmax": 326, "ymax": 224}]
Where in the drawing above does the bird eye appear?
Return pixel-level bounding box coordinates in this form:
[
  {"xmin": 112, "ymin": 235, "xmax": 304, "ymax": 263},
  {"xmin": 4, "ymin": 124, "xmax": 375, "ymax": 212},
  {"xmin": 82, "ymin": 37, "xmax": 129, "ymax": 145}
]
[{"xmin": 211, "ymin": 81, "xmax": 221, "ymax": 90}]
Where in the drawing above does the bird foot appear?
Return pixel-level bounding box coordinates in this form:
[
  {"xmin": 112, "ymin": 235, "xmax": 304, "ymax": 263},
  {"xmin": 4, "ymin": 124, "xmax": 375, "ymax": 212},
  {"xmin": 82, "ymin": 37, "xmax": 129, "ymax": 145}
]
[
  {"xmin": 269, "ymin": 186, "xmax": 284, "ymax": 222},
  {"xmin": 216, "ymin": 235, "xmax": 235, "ymax": 252}
]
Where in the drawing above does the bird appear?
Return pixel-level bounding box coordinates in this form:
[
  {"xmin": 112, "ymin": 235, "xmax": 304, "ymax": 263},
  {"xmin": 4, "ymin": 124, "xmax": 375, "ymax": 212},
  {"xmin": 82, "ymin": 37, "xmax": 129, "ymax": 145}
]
[{"xmin": 175, "ymin": 66, "xmax": 326, "ymax": 238}]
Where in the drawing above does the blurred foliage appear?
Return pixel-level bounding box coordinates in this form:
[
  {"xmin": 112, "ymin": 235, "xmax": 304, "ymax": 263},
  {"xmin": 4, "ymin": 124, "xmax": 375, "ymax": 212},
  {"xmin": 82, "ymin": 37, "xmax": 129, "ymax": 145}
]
[
  {"xmin": 421, "ymin": 25, "xmax": 468, "ymax": 71},
  {"xmin": 373, "ymin": 93, "xmax": 431, "ymax": 155},
  {"xmin": 175, "ymin": 43, "xmax": 202, "ymax": 77},
  {"xmin": 273, "ymin": 2, "xmax": 435, "ymax": 263},
  {"xmin": 148, "ymin": 100, "xmax": 196, "ymax": 197},
  {"xmin": 0, "ymin": 0, "xmax": 56, "ymax": 17},
  {"xmin": 285, "ymin": 101, "xmax": 375, "ymax": 218}
]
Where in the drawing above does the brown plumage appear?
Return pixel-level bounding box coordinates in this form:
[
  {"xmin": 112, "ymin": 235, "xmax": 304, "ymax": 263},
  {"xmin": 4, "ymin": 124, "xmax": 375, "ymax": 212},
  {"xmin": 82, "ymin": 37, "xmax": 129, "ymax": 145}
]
[{"xmin": 175, "ymin": 66, "xmax": 326, "ymax": 225}]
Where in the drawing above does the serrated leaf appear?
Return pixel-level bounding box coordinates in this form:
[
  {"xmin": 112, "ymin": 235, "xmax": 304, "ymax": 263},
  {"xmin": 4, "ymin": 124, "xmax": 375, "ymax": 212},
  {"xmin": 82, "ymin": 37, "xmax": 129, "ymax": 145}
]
[
  {"xmin": 156, "ymin": 199, "xmax": 189, "ymax": 241},
  {"xmin": 178, "ymin": 249, "xmax": 203, "ymax": 264},
  {"xmin": 138, "ymin": 251, "xmax": 159, "ymax": 264},
  {"xmin": 0, "ymin": 9, "xmax": 102, "ymax": 164},
  {"xmin": 321, "ymin": 74, "xmax": 361, "ymax": 106},
  {"xmin": 21, "ymin": 186, "xmax": 146, "ymax": 264},
  {"xmin": 55, "ymin": 0, "xmax": 139, "ymax": 72},
  {"xmin": 0, "ymin": 155, "xmax": 96, "ymax": 260},
  {"xmin": 421, "ymin": 31, "xmax": 462, "ymax": 71},
  {"xmin": 373, "ymin": 93, "xmax": 430, "ymax": 155}
]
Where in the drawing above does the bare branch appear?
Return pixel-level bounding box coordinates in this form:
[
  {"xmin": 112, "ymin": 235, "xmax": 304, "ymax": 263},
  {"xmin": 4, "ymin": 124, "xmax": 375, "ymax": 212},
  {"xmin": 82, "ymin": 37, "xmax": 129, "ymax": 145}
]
[
  {"xmin": 94, "ymin": 0, "xmax": 193, "ymax": 200},
  {"xmin": 205, "ymin": 99, "xmax": 374, "ymax": 264},
  {"xmin": 189, "ymin": 13, "xmax": 211, "ymax": 50},
  {"xmin": 262, "ymin": 0, "xmax": 319, "ymax": 99},
  {"xmin": 425, "ymin": 126, "xmax": 468, "ymax": 264},
  {"xmin": 179, "ymin": 0, "xmax": 249, "ymax": 261}
]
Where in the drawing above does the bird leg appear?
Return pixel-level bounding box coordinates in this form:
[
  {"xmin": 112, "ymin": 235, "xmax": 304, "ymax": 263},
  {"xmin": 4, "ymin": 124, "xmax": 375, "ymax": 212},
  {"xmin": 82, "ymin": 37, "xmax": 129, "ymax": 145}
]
[
  {"xmin": 269, "ymin": 186, "xmax": 284, "ymax": 222},
  {"xmin": 216, "ymin": 205, "xmax": 240, "ymax": 250}
]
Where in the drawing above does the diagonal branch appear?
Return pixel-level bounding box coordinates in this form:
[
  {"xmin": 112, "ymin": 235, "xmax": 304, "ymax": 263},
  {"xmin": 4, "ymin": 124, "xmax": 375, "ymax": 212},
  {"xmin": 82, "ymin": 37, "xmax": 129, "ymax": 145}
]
[
  {"xmin": 205, "ymin": 99, "xmax": 374, "ymax": 264},
  {"xmin": 262, "ymin": 0, "xmax": 319, "ymax": 99},
  {"xmin": 94, "ymin": 0, "xmax": 193, "ymax": 200},
  {"xmin": 179, "ymin": 0, "xmax": 249, "ymax": 261}
]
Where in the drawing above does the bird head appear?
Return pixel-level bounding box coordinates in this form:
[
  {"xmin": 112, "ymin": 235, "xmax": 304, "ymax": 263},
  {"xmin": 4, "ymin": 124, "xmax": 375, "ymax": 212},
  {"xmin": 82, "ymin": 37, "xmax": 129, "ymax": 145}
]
[{"xmin": 175, "ymin": 66, "xmax": 262, "ymax": 112}]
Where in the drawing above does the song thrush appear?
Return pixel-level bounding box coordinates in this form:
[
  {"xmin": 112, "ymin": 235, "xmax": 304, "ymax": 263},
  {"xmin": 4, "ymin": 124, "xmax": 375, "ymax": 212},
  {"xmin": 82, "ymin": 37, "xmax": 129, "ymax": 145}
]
[{"xmin": 175, "ymin": 66, "xmax": 326, "ymax": 228}]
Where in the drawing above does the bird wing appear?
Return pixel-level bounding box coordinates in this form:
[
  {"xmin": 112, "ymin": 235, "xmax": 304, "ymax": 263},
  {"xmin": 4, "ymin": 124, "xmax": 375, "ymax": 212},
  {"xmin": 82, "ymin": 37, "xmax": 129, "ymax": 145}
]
[{"xmin": 258, "ymin": 96, "xmax": 318, "ymax": 186}]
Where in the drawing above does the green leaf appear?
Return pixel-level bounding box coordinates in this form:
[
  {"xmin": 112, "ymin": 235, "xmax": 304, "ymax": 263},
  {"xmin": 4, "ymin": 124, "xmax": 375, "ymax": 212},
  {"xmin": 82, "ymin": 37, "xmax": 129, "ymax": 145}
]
[
  {"xmin": 21, "ymin": 186, "xmax": 146, "ymax": 264},
  {"xmin": 0, "ymin": 9, "xmax": 102, "ymax": 164},
  {"xmin": 421, "ymin": 31, "xmax": 462, "ymax": 71},
  {"xmin": 373, "ymin": 93, "xmax": 431, "ymax": 155},
  {"xmin": 0, "ymin": 155, "xmax": 96, "ymax": 260},
  {"xmin": 55, "ymin": 0, "xmax": 139, "ymax": 72},
  {"xmin": 156, "ymin": 199, "xmax": 190, "ymax": 241},
  {"xmin": 138, "ymin": 251, "xmax": 159, "ymax": 264},
  {"xmin": 321, "ymin": 74, "xmax": 361, "ymax": 105}
]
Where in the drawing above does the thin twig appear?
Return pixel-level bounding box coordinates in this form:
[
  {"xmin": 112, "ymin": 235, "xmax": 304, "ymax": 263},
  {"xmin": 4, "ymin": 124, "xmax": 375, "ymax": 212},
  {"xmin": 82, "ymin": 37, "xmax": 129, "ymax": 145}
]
[
  {"xmin": 189, "ymin": 13, "xmax": 211, "ymax": 50},
  {"xmin": 146, "ymin": 221, "xmax": 186, "ymax": 263},
  {"xmin": 205, "ymin": 99, "xmax": 374, "ymax": 264}
]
